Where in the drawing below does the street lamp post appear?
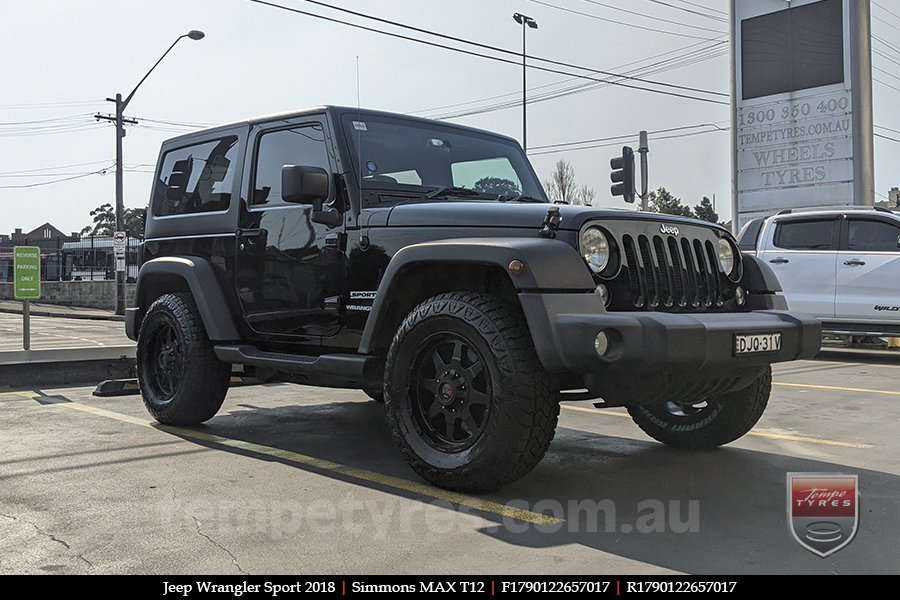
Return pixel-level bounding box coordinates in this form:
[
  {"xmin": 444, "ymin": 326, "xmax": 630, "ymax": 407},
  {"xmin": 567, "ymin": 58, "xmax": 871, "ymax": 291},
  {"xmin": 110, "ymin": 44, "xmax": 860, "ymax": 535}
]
[
  {"xmin": 512, "ymin": 13, "xmax": 537, "ymax": 153},
  {"xmin": 96, "ymin": 30, "xmax": 205, "ymax": 315}
]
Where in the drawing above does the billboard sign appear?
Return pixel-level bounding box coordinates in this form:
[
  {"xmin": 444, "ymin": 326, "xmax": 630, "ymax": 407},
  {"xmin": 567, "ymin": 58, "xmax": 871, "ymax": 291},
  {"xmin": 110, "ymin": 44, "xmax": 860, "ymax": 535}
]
[{"xmin": 732, "ymin": 0, "xmax": 873, "ymax": 230}]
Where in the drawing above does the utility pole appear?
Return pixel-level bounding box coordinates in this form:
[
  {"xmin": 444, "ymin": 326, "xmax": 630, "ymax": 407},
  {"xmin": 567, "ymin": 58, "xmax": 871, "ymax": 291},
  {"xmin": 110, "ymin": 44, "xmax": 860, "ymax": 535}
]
[
  {"xmin": 94, "ymin": 30, "xmax": 205, "ymax": 315},
  {"xmin": 95, "ymin": 100, "xmax": 136, "ymax": 315},
  {"xmin": 512, "ymin": 13, "xmax": 537, "ymax": 152}
]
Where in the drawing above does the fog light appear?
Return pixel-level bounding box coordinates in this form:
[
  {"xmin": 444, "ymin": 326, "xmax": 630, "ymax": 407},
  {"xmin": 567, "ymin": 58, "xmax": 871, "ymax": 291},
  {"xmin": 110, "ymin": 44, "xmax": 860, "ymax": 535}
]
[
  {"xmin": 735, "ymin": 286, "xmax": 746, "ymax": 306},
  {"xmin": 595, "ymin": 284, "xmax": 610, "ymax": 306},
  {"xmin": 594, "ymin": 331, "xmax": 610, "ymax": 357}
]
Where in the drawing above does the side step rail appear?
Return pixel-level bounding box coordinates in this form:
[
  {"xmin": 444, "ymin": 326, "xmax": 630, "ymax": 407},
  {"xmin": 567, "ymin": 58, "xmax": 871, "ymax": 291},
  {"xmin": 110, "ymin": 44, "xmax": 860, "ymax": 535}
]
[{"xmin": 214, "ymin": 345, "xmax": 378, "ymax": 388}]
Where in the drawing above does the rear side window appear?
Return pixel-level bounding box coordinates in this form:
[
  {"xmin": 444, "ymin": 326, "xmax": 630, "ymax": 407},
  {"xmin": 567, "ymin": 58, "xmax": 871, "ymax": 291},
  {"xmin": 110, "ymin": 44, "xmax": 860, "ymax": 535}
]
[
  {"xmin": 773, "ymin": 219, "xmax": 835, "ymax": 250},
  {"xmin": 847, "ymin": 219, "xmax": 900, "ymax": 252},
  {"xmin": 153, "ymin": 136, "xmax": 239, "ymax": 217},
  {"xmin": 737, "ymin": 218, "xmax": 764, "ymax": 251}
]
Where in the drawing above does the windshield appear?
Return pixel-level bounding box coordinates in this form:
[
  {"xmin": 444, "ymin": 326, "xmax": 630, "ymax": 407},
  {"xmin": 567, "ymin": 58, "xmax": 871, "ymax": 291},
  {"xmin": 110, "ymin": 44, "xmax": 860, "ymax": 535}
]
[{"xmin": 341, "ymin": 114, "xmax": 546, "ymax": 201}]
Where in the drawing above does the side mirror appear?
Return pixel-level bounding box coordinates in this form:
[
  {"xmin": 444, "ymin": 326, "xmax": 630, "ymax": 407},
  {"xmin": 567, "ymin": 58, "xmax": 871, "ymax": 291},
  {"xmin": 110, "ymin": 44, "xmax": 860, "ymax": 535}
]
[{"xmin": 281, "ymin": 165, "xmax": 329, "ymax": 208}]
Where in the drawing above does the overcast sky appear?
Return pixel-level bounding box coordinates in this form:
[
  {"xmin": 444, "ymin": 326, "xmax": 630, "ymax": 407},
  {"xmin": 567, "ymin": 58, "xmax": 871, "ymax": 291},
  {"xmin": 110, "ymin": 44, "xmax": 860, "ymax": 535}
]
[{"xmin": 1, "ymin": 0, "xmax": 897, "ymax": 235}]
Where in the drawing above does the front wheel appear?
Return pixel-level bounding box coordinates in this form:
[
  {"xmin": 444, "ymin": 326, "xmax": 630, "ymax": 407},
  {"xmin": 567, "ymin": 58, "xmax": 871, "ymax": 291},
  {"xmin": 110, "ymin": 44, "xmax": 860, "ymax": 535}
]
[
  {"xmin": 384, "ymin": 292, "xmax": 559, "ymax": 492},
  {"xmin": 137, "ymin": 293, "xmax": 230, "ymax": 425},
  {"xmin": 628, "ymin": 367, "xmax": 771, "ymax": 449}
]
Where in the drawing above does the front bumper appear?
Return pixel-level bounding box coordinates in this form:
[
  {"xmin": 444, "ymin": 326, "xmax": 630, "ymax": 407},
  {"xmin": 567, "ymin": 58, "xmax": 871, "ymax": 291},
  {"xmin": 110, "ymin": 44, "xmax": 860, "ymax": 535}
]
[{"xmin": 520, "ymin": 292, "xmax": 821, "ymax": 375}]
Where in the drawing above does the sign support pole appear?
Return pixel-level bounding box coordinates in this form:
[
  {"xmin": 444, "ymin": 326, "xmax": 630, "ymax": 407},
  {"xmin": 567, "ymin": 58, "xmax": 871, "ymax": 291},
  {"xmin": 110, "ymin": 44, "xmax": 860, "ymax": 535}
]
[{"xmin": 23, "ymin": 299, "xmax": 30, "ymax": 351}]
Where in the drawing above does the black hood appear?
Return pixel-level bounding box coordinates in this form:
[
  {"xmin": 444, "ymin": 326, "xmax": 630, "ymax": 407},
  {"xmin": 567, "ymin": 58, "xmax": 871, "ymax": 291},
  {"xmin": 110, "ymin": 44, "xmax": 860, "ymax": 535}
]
[{"xmin": 377, "ymin": 201, "xmax": 727, "ymax": 233}]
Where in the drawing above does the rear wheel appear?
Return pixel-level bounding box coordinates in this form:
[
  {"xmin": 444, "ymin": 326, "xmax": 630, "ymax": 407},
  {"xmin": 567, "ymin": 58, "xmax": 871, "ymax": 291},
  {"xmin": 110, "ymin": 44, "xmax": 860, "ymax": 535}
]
[
  {"xmin": 137, "ymin": 293, "xmax": 230, "ymax": 425},
  {"xmin": 628, "ymin": 367, "xmax": 771, "ymax": 449},
  {"xmin": 384, "ymin": 292, "xmax": 559, "ymax": 492}
]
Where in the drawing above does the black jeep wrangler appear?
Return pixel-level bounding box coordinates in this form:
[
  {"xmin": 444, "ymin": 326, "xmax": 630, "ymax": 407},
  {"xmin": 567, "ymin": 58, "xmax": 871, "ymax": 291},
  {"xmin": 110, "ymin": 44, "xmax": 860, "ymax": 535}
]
[{"xmin": 127, "ymin": 106, "xmax": 820, "ymax": 491}]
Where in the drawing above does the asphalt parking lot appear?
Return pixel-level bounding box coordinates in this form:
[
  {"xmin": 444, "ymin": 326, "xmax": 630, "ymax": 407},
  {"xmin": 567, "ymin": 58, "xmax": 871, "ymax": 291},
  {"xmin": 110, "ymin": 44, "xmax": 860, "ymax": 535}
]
[
  {"xmin": 1, "ymin": 350, "xmax": 898, "ymax": 575},
  {"xmin": 0, "ymin": 313, "xmax": 131, "ymax": 351}
]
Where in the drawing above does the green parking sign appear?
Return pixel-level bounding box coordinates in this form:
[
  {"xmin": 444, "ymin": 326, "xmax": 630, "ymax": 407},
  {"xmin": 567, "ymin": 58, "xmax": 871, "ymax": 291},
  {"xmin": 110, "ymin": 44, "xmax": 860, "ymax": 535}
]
[{"xmin": 14, "ymin": 246, "xmax": 41, "ymax": 300}]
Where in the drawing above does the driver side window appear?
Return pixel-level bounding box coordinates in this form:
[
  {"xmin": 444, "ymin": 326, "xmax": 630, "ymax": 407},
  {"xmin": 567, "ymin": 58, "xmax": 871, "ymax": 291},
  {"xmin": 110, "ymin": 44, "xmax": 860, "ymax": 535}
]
[{"xmin": 252, "ymin": 124, "xmax": 330, "ymax": 206}]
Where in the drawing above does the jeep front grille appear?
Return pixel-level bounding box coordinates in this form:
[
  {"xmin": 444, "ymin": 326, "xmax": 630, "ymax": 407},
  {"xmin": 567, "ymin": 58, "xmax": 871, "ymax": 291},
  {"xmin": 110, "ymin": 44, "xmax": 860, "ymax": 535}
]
[{"xmin": 620, "ymin": 233, "xmax": 724, "ymax": 310}]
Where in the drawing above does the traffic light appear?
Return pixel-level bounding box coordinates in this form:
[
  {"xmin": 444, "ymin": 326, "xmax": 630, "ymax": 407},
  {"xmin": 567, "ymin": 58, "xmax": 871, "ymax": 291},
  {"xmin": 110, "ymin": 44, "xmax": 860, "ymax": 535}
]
[{"xmin": 610, "ymin": 146, "xmax": 635, "ymax": 203}]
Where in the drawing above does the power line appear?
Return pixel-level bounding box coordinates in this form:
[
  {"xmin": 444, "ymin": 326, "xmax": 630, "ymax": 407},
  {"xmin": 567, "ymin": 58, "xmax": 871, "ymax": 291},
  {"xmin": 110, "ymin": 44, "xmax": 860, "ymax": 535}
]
[
  {"xmin": 246, "ymin": 0, "xmax": 727, "ymax": 105},
  {"xmin": 283, "ymin": 0, "xmax": 726, "ymax": 98},
  {"xmin": 528, "ymin": 124, "xmax": 729, "ymax": 156},
  {"xmin": 528, "ymin": 0, "xmax": 721, "ymax": 41},
  {"xmin": 875, "ymin": 132, "xmax": 900, "ymax": 144},
  {"xmin": 642, "ymin": 0, "xmax": 728, "ymax": 21},
  {"xmin": 875, "ymin": 77, "xmax": 900, "ymax": 94},
  {"xmin": 428, "ymin": 44, "xmax": 728, "ymax": 119},
  {"xmin": 572, "ymin": 0, "xmax": 727, "ymax": 32},
  {"xmin": 874, "ymin": 1, "xmax": 900, "ymax": 23},
  {"xmin": 0, "ymin": 113, "xmax": 93, "ymax": 126},
  {"xmin": 0, "ymin": 160, "xmax": 115, "ymax": 176},
  {"xmin": 414, "ymin": 37, "xmax": 726, "ymax": 117},
  {"xmin": 876, "ymin": 124, "xmax": 900, "ymax": 136},
  {"xmin": 0, "ymin": 100, "xmax": 102, "ymax": 110},
  {"xmin": 0, "ymin": 164, "xmax": 115, "ymax": 189},
  {"xmin": 530, "ymin": 122, "xmax": 727, "ymax": 151}
]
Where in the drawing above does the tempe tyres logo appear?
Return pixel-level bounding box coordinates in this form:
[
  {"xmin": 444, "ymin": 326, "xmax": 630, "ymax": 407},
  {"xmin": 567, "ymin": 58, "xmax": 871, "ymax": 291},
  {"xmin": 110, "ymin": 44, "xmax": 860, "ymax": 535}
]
[{"xmin": 787, "ymin": 473, "xmax": 858, "ymax": 557}]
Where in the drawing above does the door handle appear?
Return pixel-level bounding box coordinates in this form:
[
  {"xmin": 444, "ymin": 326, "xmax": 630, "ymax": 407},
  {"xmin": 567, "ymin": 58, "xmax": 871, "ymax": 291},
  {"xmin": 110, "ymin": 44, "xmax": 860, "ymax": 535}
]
[
  {"xmin": 843, "ymin": 259, "xmax": 866, "ymax": 266},
  {"xmin": 237, "ymin": 228, "xmax": 263, "ymax": 251},
  {"xmin": 769, "ymin": 257, "xmax": 789, "ymax": 264}
]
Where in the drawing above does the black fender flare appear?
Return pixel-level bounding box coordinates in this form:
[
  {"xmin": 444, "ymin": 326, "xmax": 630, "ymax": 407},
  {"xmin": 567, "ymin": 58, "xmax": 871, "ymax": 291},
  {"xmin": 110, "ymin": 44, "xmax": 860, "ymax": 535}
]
[
  {"xmin": 358, "ymin": 237, "xmax": 595, "ymax": 354},
  {"xmin": 130, "ymin": 256, "xmax": 239, "ymax": 341},
  {"xmin": 742, "ymin": 254, "xmax": 782, "ymax": 293}
]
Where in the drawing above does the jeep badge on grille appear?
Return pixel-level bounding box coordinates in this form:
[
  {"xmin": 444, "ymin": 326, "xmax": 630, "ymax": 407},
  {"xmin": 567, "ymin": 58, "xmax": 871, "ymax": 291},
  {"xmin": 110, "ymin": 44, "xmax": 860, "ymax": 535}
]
[{"xmin": 660, "ymin": 223, "xmax": 680, "ymax": 236}]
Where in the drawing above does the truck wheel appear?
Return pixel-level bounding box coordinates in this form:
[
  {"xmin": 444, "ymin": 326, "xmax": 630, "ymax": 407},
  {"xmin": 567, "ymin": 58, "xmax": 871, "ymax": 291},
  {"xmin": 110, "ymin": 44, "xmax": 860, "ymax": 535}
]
[
  {"xmin": 627, "ymin": 367, "xmax": 771, "ymax": 449},
  {"xmin": 384, "ymin": 292, "xmax": 559, "ymax": 492},
  {"xmin": 137, "ymin": 293, "xmax": 230, "ymax": 425}
]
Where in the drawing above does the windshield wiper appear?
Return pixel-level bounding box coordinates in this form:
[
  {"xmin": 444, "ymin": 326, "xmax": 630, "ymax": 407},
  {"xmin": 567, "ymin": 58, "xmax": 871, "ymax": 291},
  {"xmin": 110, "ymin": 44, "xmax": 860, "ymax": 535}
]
[
  {"xmin": 501, "ymin": 194, "xmax": 547, "ymax": 203},
  {"xmin": 425, "ymin": 185, "xmax": 483, "ymax": 199}
]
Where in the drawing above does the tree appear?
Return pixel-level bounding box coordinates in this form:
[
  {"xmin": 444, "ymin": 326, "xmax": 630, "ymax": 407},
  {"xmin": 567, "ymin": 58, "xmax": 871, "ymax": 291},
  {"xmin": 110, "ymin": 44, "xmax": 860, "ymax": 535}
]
[
  {"xmin": 575, "ymin": 184, "xmax": 596, "ymax": 207},
  {"xmin": 81, "ymin": 203, "xmax": 146, "ymax": 237},
  {"xmin": 81, "ymin": 203, "xmax": 115, "ymax": 236},
  {"xmin": 125, "ymin": 207, "xmax": 146, "ymax": 237},
  {"xmin": 645, "ymin": 187, "xmax": 693, "ymax": 217},
  {"xmin": 544, "ymin": 159, "xmax": 578, "ymax": 204},
  {"xmin": 473, "ymin": 177, "xmax": 520, "ymax": 196},
  {"xmin": 693, "ymin": 196, "xmax": 719, "ymax": 223}
]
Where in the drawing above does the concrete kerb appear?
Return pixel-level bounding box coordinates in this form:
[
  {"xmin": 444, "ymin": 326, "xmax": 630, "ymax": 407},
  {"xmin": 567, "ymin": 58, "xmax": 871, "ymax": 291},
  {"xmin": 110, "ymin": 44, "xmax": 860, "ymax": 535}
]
[{"xmin": 0, "ymin": 346, "xmax": 136, "ymax": 388}]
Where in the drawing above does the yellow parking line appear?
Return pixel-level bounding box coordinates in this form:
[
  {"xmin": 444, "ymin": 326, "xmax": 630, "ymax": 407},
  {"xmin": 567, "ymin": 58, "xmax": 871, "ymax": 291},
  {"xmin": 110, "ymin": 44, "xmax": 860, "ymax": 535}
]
[
  {"xmin": 774, "ymin": 381, "xmax": 900, "ymax": 397},
  {"xmin": 560, "ymin": 404, "xmax": 872, "ymax": 449},
  {"xmin": 56, "ymin": 401, "xmax": 560, "ymax": 526}
]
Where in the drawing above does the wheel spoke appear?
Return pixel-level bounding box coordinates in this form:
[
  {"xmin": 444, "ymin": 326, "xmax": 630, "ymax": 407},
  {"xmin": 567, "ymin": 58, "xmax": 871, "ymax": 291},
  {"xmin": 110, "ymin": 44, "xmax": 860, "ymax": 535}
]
[
  {"xmin": 468, "ymin": 388, "xmax": 490, "ymax": 409},
  {"xmin": 450, "ymin": 340, "xmax": 464, "ymax": 368},
  {"xmin": 462, "ymin": 360, "xmax": 483, "ymax": 382},
  {"xmin": 417, "ymin": 377, "xmax": 439, "ymax": 396},
  {"xmin": 426, "ymin": 398, "xmax": 443, "ymax": 419},
  {"xmin": 431, "ymin": 350, "xmax": 449, "ymax": 374},
  {"xmin": 458, "ymin": 405, "xmax": 478, "ymax": 437},
  {"xmin": 442, "ymin": 414, "xmax": 456, "ymax": 440}
]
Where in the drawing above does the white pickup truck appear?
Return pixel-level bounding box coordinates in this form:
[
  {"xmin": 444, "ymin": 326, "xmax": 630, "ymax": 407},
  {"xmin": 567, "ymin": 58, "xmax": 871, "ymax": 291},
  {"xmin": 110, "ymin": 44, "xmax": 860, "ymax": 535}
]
[{"xmin": 738, "ymin": 207, "xmax": 900, "ymax": 337}]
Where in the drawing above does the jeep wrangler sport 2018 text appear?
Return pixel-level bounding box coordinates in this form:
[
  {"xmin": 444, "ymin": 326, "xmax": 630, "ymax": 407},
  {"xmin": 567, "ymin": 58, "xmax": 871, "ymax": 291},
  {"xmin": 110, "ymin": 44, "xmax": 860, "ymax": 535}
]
[{"xmin": 127, "ymin": 107, "xmax": 820, "ymax": 491}]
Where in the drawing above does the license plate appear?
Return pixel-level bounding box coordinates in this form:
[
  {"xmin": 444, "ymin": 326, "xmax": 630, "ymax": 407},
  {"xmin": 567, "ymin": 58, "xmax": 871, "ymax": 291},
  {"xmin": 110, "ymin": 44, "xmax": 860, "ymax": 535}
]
[{"xmin": 734, "ymin": 332, "xmax": 781, "ymax": 355}]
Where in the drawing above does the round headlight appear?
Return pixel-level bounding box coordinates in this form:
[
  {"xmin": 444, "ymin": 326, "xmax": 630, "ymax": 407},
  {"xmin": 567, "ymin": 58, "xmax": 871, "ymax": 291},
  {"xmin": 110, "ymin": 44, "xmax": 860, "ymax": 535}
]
[
  {"xmin": 717, "ymin": 238, "xmax": 736, "ymax": 277},
  {"xmin": 581, "ymin": 227, "xmax": 610, "ymax": 273}
]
